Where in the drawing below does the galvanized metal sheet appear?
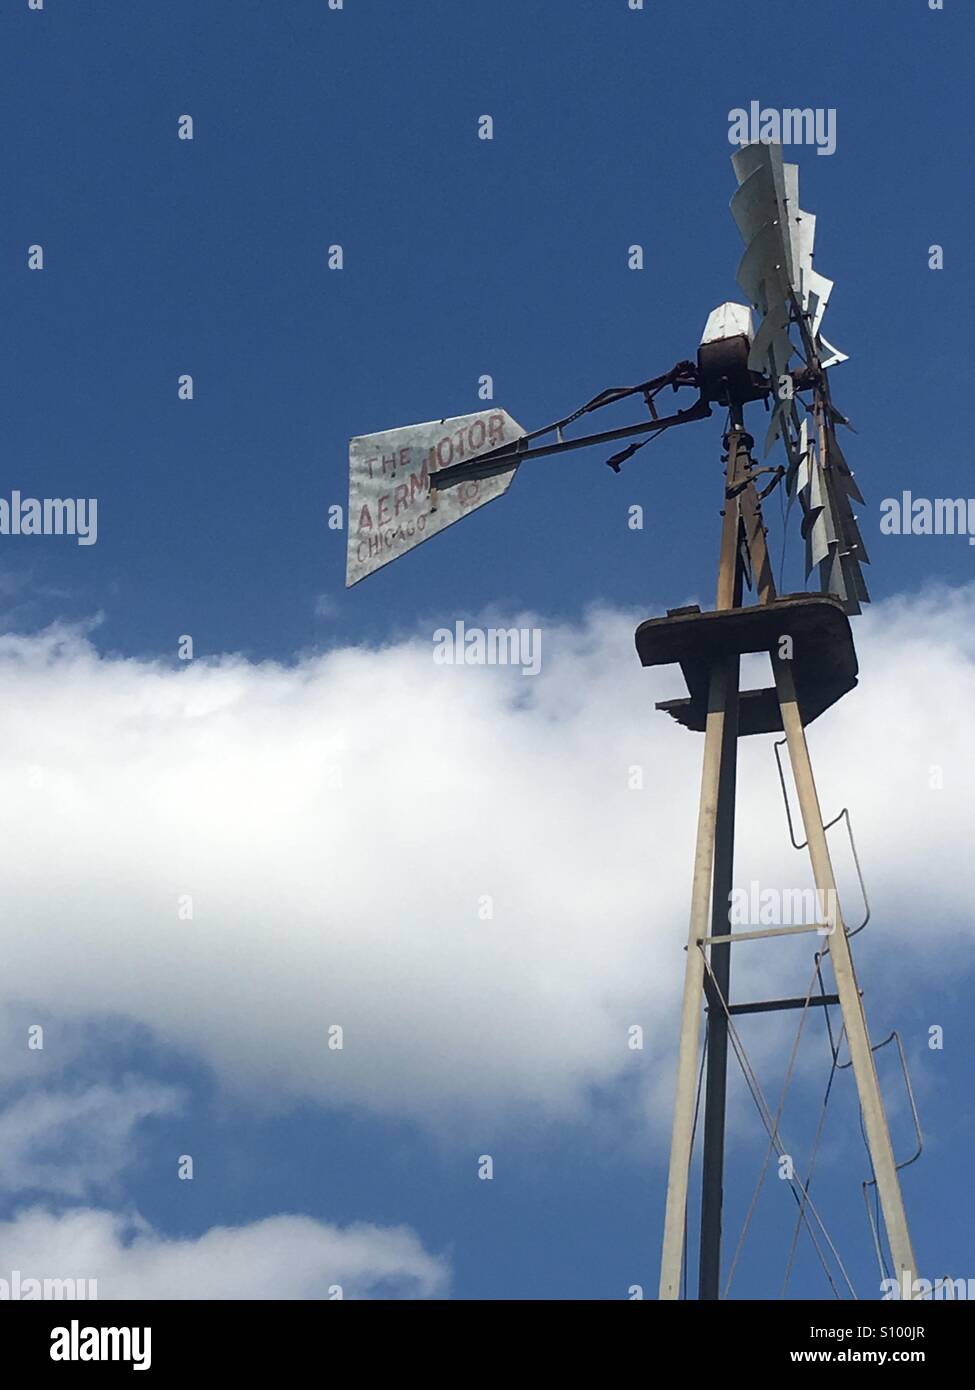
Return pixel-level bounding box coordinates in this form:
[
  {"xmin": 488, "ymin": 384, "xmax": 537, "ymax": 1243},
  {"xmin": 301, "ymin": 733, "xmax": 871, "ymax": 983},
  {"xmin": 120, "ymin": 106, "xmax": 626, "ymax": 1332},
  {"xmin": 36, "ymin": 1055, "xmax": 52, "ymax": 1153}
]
[
  {"xmin": 804, "ymin": 268, "xmax": 832, "ymax": 338},
  {"xmin": 699, "ymin": 301, "xmax": 753, "ymax": 347},
  {"xmin": 345, "ymin": 408, "xmax": 525, "ymax": 586},
  {"xmin": 731, "ymin": 142, "xmax": 771, "ymax": 187},
  {"xmin": 817, "ymin": 334, "xmax": 849, "ymax": 368},
  {"xmin": 730, "ymin": 164, "xmax": 778, "ymax": 243},
  {"xmin": 748, "ymin": 299, "xmax": 791, "ymax": 374},
  {"xmin": 792, "ymin": 207, "xmax": 816, "ymax": 291},
  {"xmin": 782, "ymin": 162, "xmax": 806, "ymax": 277},
  {"xmin": 733, "ymin": 145, "xmax": 843, "ymax": 373},
  {"xmin": 794, "ymin": 419, "xmax": 871, "ymax": 611},
  {"xmin": 763, "ymin": 394, "xmax": 793, "ymax": 457},
  {"xmin": 736, "ymin": 221, "xmax": 789, "ymax": 308},
  {"xmin": 734, "ymin": 149, "xmax": 850, "ymax": 374},
  {"xmin": 826, "ymin": 430, "xmax": 864, "ymax": 504}
]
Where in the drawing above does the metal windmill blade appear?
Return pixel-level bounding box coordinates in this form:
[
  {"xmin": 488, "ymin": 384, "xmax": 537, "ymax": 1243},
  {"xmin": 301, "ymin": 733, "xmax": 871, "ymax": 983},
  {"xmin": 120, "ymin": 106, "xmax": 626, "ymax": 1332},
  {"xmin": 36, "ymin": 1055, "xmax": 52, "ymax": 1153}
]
[
  {"xmin": 730, "ymin": 141, "xmax": 868, "ymax": 613},
  {"xmin": 794, "ymin": 418, "xmax": 828, "ymax": 575}
]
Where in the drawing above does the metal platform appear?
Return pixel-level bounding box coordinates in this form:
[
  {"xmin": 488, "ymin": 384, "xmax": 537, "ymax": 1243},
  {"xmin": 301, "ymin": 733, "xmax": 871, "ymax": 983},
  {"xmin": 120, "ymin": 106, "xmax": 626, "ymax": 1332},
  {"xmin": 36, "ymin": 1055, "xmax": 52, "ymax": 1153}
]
[{"xmin": 634, "ymin": 593, "xmax": 858, "ymax": 734}]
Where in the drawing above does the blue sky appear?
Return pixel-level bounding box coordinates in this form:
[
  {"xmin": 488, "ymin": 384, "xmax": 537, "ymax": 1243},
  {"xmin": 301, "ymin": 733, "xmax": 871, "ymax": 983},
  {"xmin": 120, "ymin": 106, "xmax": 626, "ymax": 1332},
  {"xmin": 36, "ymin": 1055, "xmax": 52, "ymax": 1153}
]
[{"xmin": 1, "ymin": 0, "xmax": 973, "ymax": 1300}]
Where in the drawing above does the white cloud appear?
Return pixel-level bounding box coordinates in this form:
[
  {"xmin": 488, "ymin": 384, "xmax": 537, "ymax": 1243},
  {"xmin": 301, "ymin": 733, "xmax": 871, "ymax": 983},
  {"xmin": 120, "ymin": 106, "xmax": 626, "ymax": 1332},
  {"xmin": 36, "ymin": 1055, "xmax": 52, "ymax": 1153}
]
[
  {"xmin": 0, "ymin": 1207, "xmax": 447, "ymax": 1299},
  {"xmin": 313, "ymin": 593, "xmax": 340, "ymax": 620},
  {"xmin": 0, "ymin": 1081, "xmax": 180, "ymax": 1198},
  {"xmin": 0, "ymin": 588, "xmax": 970, "ymax": 1132}
]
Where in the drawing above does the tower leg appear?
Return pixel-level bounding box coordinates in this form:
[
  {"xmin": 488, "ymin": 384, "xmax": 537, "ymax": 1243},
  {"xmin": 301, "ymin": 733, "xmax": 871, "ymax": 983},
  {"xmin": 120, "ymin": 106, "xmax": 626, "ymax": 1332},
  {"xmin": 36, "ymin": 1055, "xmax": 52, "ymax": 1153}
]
[
  {"xmin": 772, "ymin": 656, "xmax": 918, "ymax": 1292},
  {"xmin": 658, "ymin": 654, "xmax": 734, "ymax": 1300},
  {"xmin": 659, "ymin": 424, "xmax": 748, "ymax": 1301},
  {"xmin": 698, "ymin": 656, "xmax": 739, "ymax": 1300}
]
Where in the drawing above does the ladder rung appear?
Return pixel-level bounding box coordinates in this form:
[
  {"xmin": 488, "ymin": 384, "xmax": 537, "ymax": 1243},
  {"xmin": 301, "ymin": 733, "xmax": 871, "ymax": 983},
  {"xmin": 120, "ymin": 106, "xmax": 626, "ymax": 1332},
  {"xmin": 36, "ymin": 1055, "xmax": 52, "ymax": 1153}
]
[
  {"xmin": 722, "ymin": 994, "xmax": 840, "ymax": 1017},
  {"xmin": 702, "ymin": 923, "xmax": 830, "ymax": 945}
]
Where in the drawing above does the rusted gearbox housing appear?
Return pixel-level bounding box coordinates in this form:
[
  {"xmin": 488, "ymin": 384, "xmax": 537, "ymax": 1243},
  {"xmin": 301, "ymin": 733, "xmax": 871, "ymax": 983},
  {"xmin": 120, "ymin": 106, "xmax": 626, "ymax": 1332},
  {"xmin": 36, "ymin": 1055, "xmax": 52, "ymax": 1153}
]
[{"xmin": 634, "ymin": 594, "xmax": 858, "ymax": 735}]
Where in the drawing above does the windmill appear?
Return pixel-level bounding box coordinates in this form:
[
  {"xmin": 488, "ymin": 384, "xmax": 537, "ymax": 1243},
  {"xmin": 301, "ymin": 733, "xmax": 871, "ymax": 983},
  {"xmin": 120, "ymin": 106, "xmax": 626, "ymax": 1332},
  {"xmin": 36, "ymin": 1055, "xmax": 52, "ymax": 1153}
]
[{"xmin": 345, "ymin": 142, "xmax": 920, "ymax": 1301}]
